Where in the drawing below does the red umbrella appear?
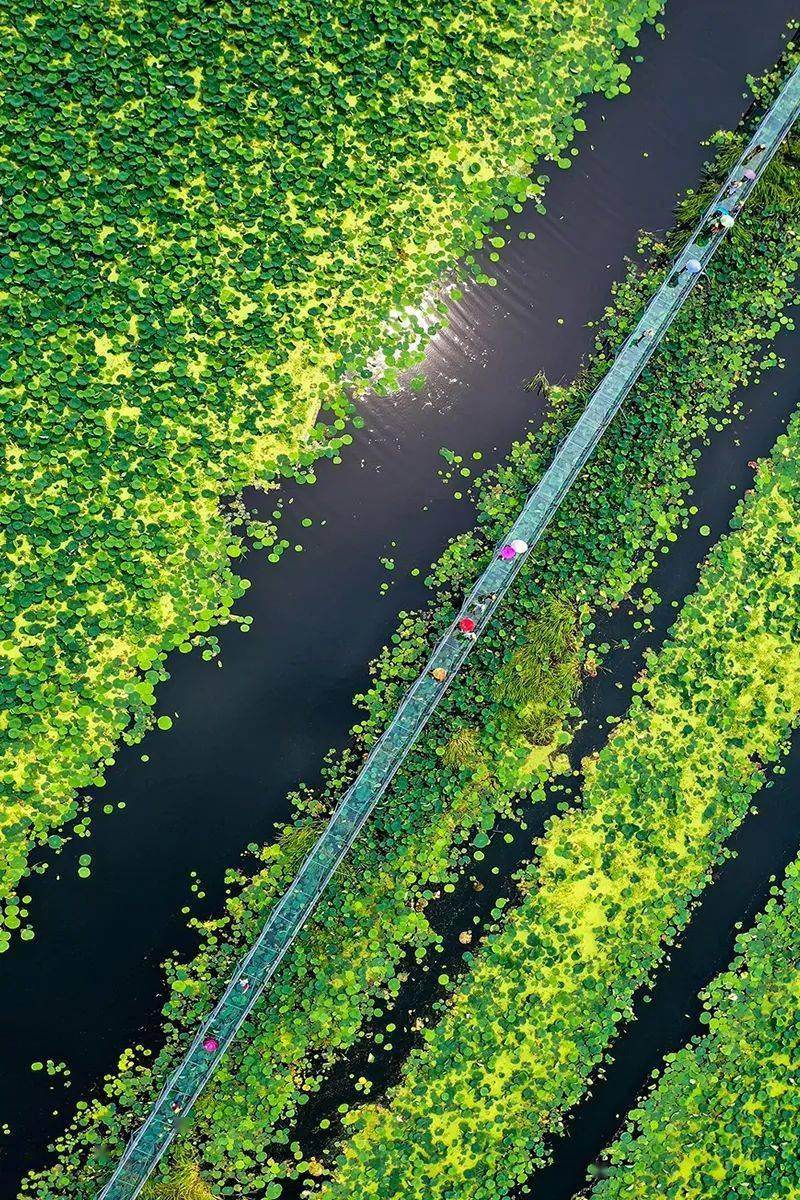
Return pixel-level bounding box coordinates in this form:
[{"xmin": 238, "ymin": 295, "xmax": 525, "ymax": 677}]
[{"xmin": 458, "ymin": 617, "xmax": 476, "ymax": 633}]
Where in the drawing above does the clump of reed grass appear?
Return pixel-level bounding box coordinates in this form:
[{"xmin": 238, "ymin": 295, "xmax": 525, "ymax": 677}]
[
  {"xmin": 493, "ymin": 597, "xmax": 581, "ymax": 745},
  {"xmin": 524, "ymin": 369, "xmax": 551, "ymax": 398},
  {"xmin": 144, "ymin": 1160, "xmax": 215, "ymax": 1200},
  {"xmin": 442, "ymin": 727, "xmax": 481, "ymax": 770},
  {"xmin": 672, "ymin": 130, "xmax": 800, "ymax": 242},
  {"xmin": 278, "ymin": 819, "xmax": 358, "ymax": 886}
]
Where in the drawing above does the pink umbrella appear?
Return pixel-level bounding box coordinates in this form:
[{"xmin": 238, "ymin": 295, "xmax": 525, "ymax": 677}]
[
  {"xmin": 203, "ymin": 1036, "xmax": 220, "ymax": 1053},
  {"xmin": 744, "ymin": 168, "xmax": 757, "ymax": 181},
  {"xmin": 499, "ymin": 545, "xmax": 516, "ymax": 561}
]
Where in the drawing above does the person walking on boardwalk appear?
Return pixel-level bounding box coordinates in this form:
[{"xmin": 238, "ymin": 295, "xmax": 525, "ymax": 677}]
[
  {"xmin": 743, "ymin": 141, "xmax": 767, "ymax": 165},
  {"xmin": 474, "ymin": 592, "xmax": 498, "ymax": 614},
  {"xmin": 633, "ymin": 326, "xmax": 655, "ymax": 347},
  {"xmin": 708, "ymin": 206, "xmax": 736, "ymax": 235},
  {"xmin": 669, "ymin": 257, "xmax": 702, "ymax": 288}
]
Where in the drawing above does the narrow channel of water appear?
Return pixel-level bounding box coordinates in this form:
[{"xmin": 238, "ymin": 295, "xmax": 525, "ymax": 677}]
[
  {"xmin": 4, "ymin": 0, "xmax": 797, "ymax": 1191},
  {"xmin": 274, "ymin": 349, "xmax": 800, "ymax": 1197}
]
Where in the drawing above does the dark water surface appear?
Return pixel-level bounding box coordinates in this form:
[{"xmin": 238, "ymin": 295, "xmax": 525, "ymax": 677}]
[{"xmin": 3, "ymin": 0, "xmax": 798, "ymax": 1190}]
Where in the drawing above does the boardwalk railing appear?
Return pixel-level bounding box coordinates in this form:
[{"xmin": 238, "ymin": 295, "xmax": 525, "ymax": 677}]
[{"xmin": 97, "ymin": 60, "xmax": 800, "ymax": 1200}]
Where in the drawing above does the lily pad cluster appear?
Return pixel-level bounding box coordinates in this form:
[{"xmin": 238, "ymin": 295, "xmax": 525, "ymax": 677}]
[
  {"xmin": 320, "ymin": 407, "xmax": 800, "ymax": 1200},
  {"xmin": 0, "ymin": 0, "xmax": 663, "ymax": 946},
  {"xmin": 592, "ymin": 854, "xmax": 800, "ymax": 1198},
  {"xmin": 20, "ymin": 71, "xmax": 800, "ymax": 1200}
]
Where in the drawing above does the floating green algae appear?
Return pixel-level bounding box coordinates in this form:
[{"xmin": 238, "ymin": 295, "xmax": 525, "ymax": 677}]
[{"xmin": 0, "ymin": 0, "xmax": 662, "ymax": 946}]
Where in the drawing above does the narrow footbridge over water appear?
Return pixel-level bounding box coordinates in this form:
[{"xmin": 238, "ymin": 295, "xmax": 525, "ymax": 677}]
[{"xmin": 97, "ymin": 59, "xmax": 800, "ymax": 1200}]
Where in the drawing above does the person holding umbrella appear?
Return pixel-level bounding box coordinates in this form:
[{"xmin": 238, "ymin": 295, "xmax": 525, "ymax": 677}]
[{"xmin": 458, "ymin": 616, "xmax": 477, "ymax": 642}]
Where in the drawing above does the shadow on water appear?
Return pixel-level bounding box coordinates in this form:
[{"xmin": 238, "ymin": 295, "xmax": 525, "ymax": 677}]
[
  {"xmin": 273, "ymin": 342, "xmax": 800, "ymax": 1197},
  {"xmin": 4, "ymin": 0, "xmax": 799, "ymax": 1190}
]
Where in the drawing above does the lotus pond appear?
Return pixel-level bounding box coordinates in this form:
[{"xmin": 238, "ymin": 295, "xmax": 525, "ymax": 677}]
[
  {"xmin": 4, "ymin": 3, "xmax": 800, "ymax": 1200},
  {"xmin": 0, "ymin": 0, "xmax": 662, "ymax": 947}
]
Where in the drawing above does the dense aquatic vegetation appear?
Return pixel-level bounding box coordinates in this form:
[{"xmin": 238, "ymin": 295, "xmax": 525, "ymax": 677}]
[
  {"xmin": 591, "ymin": 854, "xmax": 800, "ymax": 1199},
  {"xmin": 493, "ymin": 599, "xmax": 582, "ymax": 744},
  {"xmin": 319, "ymin": 400, "xmax": 800, "ymax": 1200},
  {"xmin": 147, "ymin": 1161, "xmax": 214, "ymax": 1200},
  {"xmin": 21, "ymin": 63, "xmax": 800, "ymax": 1199},
  {"xmin": 0, "ymin": 0, "xmax": 663, "ymax": 949}
]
